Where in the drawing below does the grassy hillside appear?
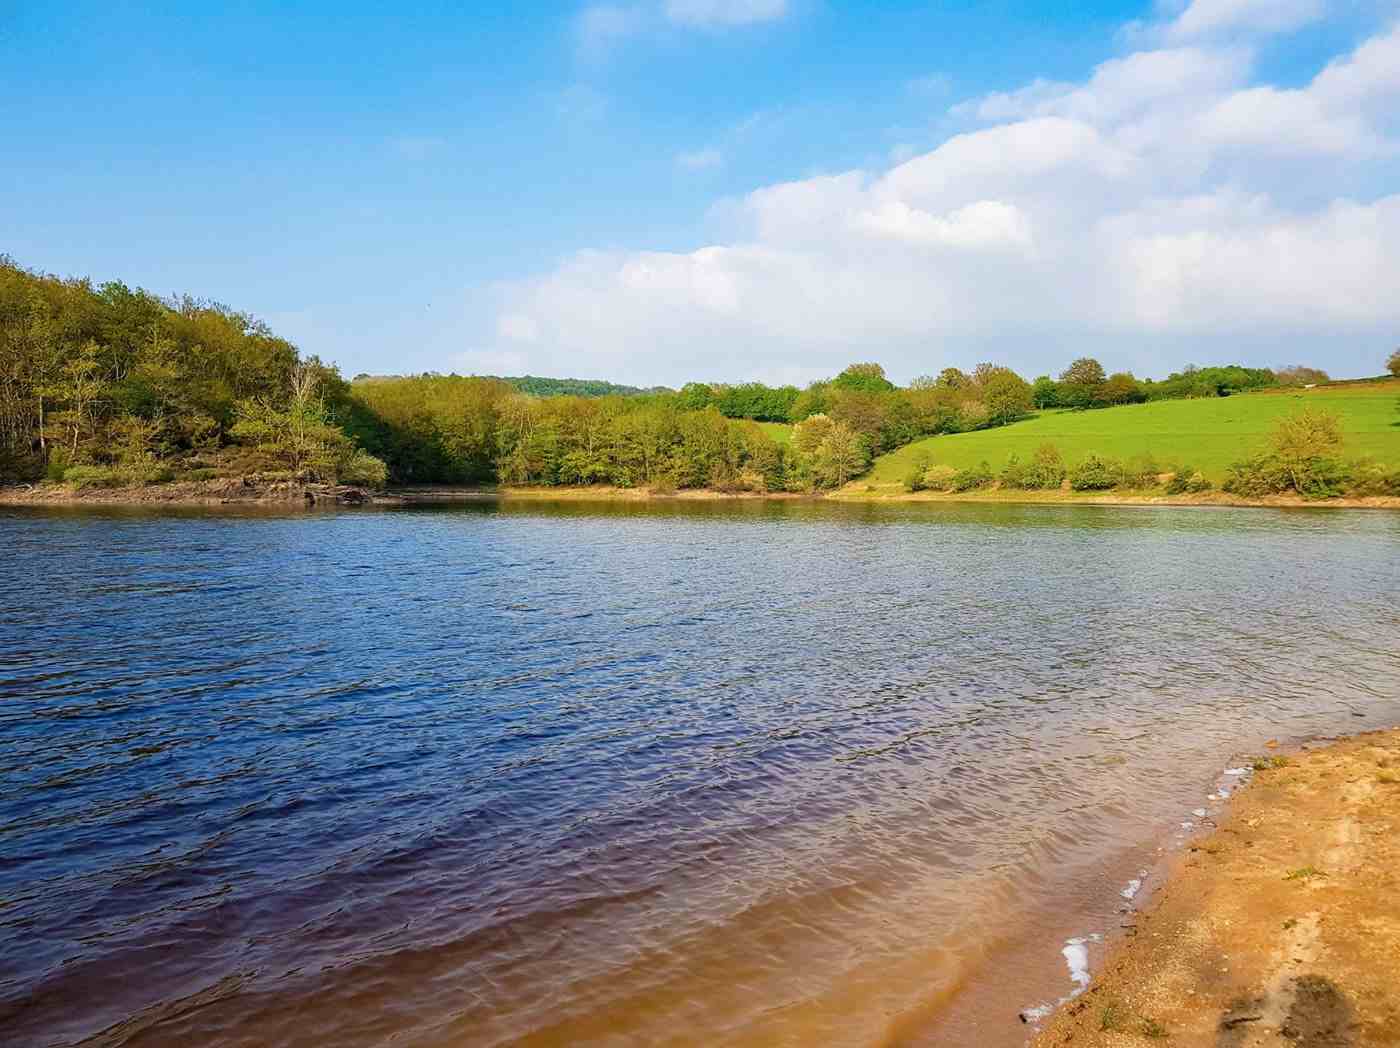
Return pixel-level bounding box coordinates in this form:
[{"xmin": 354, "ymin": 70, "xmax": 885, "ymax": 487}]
[{"xmin": 868, "ymin": 380, "xmax": 1400, "ymax": 484}]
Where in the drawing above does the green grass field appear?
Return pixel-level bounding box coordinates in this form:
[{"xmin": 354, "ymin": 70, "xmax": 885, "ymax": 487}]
[
  {"xmin": 868, "ymin": 380, "xmax": 1400, "ymax": 485},
  {"xmin": 755, "ymin": 421, "xmax": 792, "ymax": 445}
]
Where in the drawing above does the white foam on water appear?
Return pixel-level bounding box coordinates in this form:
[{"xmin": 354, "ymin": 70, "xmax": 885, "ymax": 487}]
[
  {"xmin": 1019, "ymin": 1001, "xmax": 1054, "ymax": 1023},
  {"xmin": 1019, "ymin": 932, "xmax": 1102, "ymax": 1029},
  {"xmin": 1063, "ymin": 938, "xmax": 1091, "ymax": 990},
  {"xmin": 1192, "ymin": 807, "xmax": 1208, "ymax": 818},
  {"xmin": 1120, "ymin": 877, "xmax": 1142, "ymax": 900},
  {"xmin": 1224, "ymin": 767, "xmax": 1246, "ymax": 776},
  {"xmin": 1181, "ymin": 820, "xmax": 1194, "ymax": 829}
]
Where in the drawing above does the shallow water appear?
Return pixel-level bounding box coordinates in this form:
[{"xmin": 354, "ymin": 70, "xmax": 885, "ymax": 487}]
[{"xmin": 1, "ymin": 500, "xmax": 1397, "ymax": 1047}]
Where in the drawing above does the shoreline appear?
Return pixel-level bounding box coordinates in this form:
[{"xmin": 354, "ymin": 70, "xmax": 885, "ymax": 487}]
[
  {"xmin": 1029, "ymin": 728, "xmax": 1400, "ymax": 1046},
  {"xmin": 3, "ymin": 480, "xmax": 1400, "ymax": 511}
]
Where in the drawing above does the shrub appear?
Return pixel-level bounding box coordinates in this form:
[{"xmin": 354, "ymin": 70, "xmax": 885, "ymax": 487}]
[
  {"xmin": 1120, "ymin": 452, "xmax": 1161, "ymax": 488},
  {"xmin": 903, "ymin": 465, "xmax": 927, "ymax": 492},
  {"xmin": 118, "ymin": 459, "xmax": 175, "ymax": 486},
  {"xmin": 183, "ymin": 467, "xmax": 221, "ymax": 482},
  {"xmin": 922, "ymin": 464, "xmax": 959, "ymax": 492},
  {"xmin": 1222, "ymin": 454, "xmax": 1349, "ymax": 499},
  {"xmin": 1002, "ymin": 443, "xmax": 1065, "ymax": 489},
  {"xmin": 63, "ymin": 465, "xmax": 122, "ymax": 490},
  {"xmin": 950, "ymin": 460, "xmax": 994, "ymax": 492},
  {"xmin": 1346, "ymin": 460, "xmax": 1400, "ymax": 497},
  {"xmin": 1165, "ymin": 466, "xmax": 1212, "ymax": 494},
  {"xmin": 1069, "ymin": 454, "xmax": 1121, "ymax": 491}
]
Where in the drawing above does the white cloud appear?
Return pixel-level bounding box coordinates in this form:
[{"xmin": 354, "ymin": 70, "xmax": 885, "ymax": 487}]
[
  {"xmin": 664, "ymin": 0, "xmax": 788, "ymax": 27},
  {"xmin": 677, "ymin": 147, "xmax": 724, "ymax": 169},
  {"xmin": 576, "ymin": 4, "xmax": 647, "ymax": 61},
  {"xmin": 490, "ymin": 20, "xmax": 1400, "ymax": 383},
  {"xmin": 497, "ymin": 313, "xmax": 540, "ymax": 342},
  {"xmin": 577, "ymin": 0, "xmax": 790, "ymax": 58},
  {"xmin": 1164, "ymin": 0, "xmax": 1325, "ymax": 41}
]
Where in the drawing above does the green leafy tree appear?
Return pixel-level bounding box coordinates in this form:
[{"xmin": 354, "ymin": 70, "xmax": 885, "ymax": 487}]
[{"xmin": 831, "ymin": 362, "xmax": 895, "ymax": 393}]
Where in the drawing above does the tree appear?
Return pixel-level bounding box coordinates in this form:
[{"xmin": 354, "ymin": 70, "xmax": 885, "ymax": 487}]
[
  {"xmin": 980, "ymin": 369, "xmax": 1034, "ymax": 425},
  {"xmin": 1387, "ymin": 348, "xmax": 1400, "ymax": 378},
  {"xmin": 1031, "ymin": 376, "xmax": 1059, "ymax": 409},
  {"xmin": 831, "ymin": 362, "xmax": 895, "ymax": 393},
  {"xmin": 1275, "ymin": 365, "xmax": 1330, "ymax": 387},
  {"xmin": 1060, "ymin": 357, "xmax": 1106, "ymax": 387},
  {"xmin": 1102, "ymin": 372, "xmax": 1144, "ymax": 405},
  {"xmin": 935, "ymin": 367, "xmax": 970, "ymax": 390},
  {"xmin": 1058, "ymin": 357, "xmax": 1107, "ymax": 408}
]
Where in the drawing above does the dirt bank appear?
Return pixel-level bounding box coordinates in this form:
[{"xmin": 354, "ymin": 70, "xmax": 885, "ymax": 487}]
[
  {"xmin": 1031, "ymin": 729, "xmax": 1400, "ymax": 1047},
  {"xmin": 0, "ymin": 477, "xmax": 391, "ymax": 507},
  {"xmin": 3, "ymin": 480, "xmax": 1398, "ymax": 511}
]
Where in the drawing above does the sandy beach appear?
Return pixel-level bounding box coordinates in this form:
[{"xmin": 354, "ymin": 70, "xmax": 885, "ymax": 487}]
[{"xmin": 1031, "ymin": 729, "xmax": 1400, "ymax": 1047}]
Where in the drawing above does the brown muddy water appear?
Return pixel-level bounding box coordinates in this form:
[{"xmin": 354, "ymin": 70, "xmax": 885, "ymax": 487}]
[{"xmin": 1, "ymin": 500, "xmax": 1397, "ymax": 1047}]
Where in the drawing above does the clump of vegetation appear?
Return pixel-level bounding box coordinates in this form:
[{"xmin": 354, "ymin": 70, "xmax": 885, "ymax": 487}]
[
  {"xmin": 950, "ymin": 460, "xmax": 994, "ymax": 492},
  {"xmin": 1284, "ymin": 866, "xmax": 1325, "ymax": 881},
  {"xmin": 1069, "ymin": 454, "xmax": 1121, "ymax": 491},
  {"xmin": 1222, "ymin": 408, "xmax": 1350, "ymax": 499},
  {"xmin": 1000, "ymin": 443, "xmax": 1066, "ymax": 490},
  {"xmin": 1099, "ymin": 999, "xmax": 1126, "ymax": 1032},
  {"xmin": 1165, "ymin": 466, "xmax": 1213, "ymax": 494},
  {"xmin": 1252, "ymin": 755, "xmax": 1291, "ymax": 771},
  {"xmin": 62, "ymin": 465, "xmax": 122, "ymax": 490},
  {"xmin": 1141, "ymin": 1016, "xmax": 1170, "ymax": 1039}
]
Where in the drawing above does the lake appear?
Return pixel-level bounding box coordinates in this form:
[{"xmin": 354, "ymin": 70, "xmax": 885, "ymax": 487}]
[{"xmin": 2, "ymin": 500, "xmax": 1397, "ymax": 1047}]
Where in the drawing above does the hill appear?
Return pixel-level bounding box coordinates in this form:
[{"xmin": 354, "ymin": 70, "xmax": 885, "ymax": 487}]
[
  {"xmin": 867, "ymin": 380, "xmax": 1400, "ymax": 486},
  {"xmin": 352, "ymin": 374, "xmax": 659, "ymax": 397}
]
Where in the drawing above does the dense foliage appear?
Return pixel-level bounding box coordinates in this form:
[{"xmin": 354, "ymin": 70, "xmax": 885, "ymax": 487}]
[
  {"xmin": 3, "ymin": 257, "xmax": 1369, "ymax": 499},
  {"xmin": 0, "ymin": 257, "xmax": 383, "ymax": 488},
  {"xmin": 1030, "ymin": 360, "xmax": 1284, "ymax": 409}
]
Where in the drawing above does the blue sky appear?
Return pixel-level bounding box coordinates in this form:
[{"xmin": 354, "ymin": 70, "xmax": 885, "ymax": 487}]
[{"xmin": 3, "ymin": 1, "xmax": 1398, "ymax": 385}]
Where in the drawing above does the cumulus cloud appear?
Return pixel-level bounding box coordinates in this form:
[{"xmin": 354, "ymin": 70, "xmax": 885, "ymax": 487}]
[
  {"xmin": 498, "ymin": 20, "xmax": 1400, "ymax": 383},
  {"xmin": 1164, "ymin": 0, "xmax": 1326, "ymax": 41}
]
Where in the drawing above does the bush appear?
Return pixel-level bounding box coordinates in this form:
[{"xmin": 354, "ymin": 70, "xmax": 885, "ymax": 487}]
[
  {"xmin": 1069, "ymin": 454, "xmax": 1121, "ymax": 491},
  {"xmin": 903, "ymin": 466, "xmax": 927, "ymax": 493},
  {"xmin": 118, "ymin": 460, "xmax": 175, "ymax": 486},
  {"xmin": 922, "ymin": 465, "xmax": 959, "ymax": 492},
  {"xmin": 183, "ymin": 467, "xmax": 221, "ymax": 482},
  {"xmin": 1120, "ymin": 453, "xmax": 1162, "ymax": 489},
  {"xmin": 1346, "ymin": 460, "xmax": 1400, "ymax": 497},
  {"xmin": 1222, "ymin": 454, "xmax": 1349, "ymax": 499},
  {"xmin": 63, "ymin": 465, "xmax": 122, "ymax": 490},
  {"xmin": 1001, "ymin": 443, "xmax": 1065, "ymax": 489},
  {"xmin": 950, "ymin": 460, "xmax": 994, "ymax": 492},
  {"xmin": 1165, "ymin": 466, "xmax": 1212, "ymax": 494}
]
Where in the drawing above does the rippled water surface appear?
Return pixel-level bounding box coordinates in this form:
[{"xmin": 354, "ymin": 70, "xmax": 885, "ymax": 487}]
[{"xmin": 2, "ymin": 500, "xmax": 1398, "ymax": 1047}]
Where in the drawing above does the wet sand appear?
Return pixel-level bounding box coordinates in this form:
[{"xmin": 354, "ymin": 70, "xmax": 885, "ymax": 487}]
[{"xmin": 1030, "ymin": 729, "xmax": 1400, "ymax": 1047}]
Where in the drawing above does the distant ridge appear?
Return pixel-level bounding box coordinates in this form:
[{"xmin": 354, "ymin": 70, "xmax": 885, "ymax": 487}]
[{"xmin": 351, "ymin": 373, "xmax": 668, "ymax": 397}]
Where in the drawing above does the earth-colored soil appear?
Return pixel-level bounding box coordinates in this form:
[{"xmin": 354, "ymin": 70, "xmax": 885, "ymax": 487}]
[
  {"xmin": 5, "ymin": 481, "xmax": 1398, "ymax": 511},
  {"xmin": 1032, "ymin": 730, "xmax": 1400, "ymax": 1048},
  {"xmin": 0, "ymin": 477, "xmax": 385, "ymax": 507}
]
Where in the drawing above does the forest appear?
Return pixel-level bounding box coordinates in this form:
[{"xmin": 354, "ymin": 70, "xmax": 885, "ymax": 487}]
[{"xmin": 0, "ymin": 257, "xmax": 1363, "ymax": 495}]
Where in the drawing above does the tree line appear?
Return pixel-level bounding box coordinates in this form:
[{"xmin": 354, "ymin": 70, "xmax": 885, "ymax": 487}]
[{"xmin": 3, "ymin": 256, "xmax": 1385, "ymax": 495}]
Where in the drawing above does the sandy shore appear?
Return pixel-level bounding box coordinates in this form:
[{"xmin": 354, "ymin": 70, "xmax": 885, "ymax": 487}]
[
  {"xmin": 7, "ymin": 480, "xmax": 1395, "ymax": 511},
  {"xmin": 1031, "ymin": 729, "xmax": 1400, "ymax": 1047}
]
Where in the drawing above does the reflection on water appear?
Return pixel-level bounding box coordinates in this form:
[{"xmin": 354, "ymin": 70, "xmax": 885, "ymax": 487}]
[{"xmin": 1, "ymin": 500, "xmax": 1397, "ymax": 1047}]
